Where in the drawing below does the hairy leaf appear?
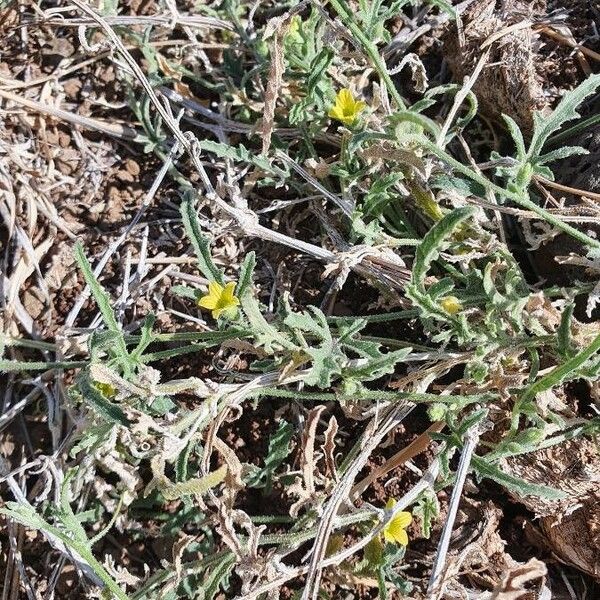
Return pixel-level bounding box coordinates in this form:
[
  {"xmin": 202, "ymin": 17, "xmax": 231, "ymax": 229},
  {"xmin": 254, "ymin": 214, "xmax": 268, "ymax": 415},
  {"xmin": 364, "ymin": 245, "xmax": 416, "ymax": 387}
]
[
  {"xmin": 411, "ymin": 206, "xmax": 476, "ymax": 288},
  {"xmin": 180, "ymin": 196, "xmax": 224, "ymax": 284},
  {"xmin": 528, "ymin": 73, "xmax": 600, "ymax": 159}
]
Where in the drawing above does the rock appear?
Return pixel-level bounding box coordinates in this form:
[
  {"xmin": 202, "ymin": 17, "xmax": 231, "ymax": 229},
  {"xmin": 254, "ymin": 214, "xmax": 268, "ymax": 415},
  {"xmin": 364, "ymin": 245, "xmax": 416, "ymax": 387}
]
[{"xmin": 502, "ymin": 436, "xmax": 600, "ymax": 578}]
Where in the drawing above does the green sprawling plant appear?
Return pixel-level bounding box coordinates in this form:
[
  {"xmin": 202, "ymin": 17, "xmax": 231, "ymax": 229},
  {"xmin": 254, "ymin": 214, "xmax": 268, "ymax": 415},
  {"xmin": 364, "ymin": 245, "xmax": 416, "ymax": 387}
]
[{"xmin": 2, "ymin": 0, "xmax": 600, "ymax": 598}]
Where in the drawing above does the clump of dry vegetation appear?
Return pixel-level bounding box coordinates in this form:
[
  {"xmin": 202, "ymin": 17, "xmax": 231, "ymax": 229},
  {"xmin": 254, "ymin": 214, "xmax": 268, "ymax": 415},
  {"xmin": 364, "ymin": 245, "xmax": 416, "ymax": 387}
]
[{"xmin": 1, "ymin": 0, "xmax": 600, "ymax": 598}]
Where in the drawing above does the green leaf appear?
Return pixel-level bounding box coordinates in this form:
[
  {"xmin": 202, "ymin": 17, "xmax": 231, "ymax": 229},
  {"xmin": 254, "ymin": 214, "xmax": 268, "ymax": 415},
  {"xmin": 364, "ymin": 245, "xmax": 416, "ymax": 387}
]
[
  {"xmin": 160, "ymin": 465, "xmax": 227, "ymax": 501},
  {"xmin": 537, "ymin": 145, "xmax": 587, "ymax": 165},
  {"xmin": 488, "ymin": 427, "xmax": 546, "ymax": 460},
  {"xmin": 411, "ymin": 206, "xmax": 476, "ymax": 288},
  {"xmin": 289, "ymin": 47, "xmax": 334, "ymax": 125},
  {"xmin": 305, "ymin": 48, "xmax": 334, "ymax": 96},
  {"xmin": 283, "ymin": 305, "xmax": 348, "ymax": 387},
  {"xmin": 70, "ymin": 423, "xmax": 115, "ymax": 457},
  {"xmin": 304, "ymin": 345, "xmax": 344, "ymax": 388},
  {"xmin": 472, "ymin": 455, "xmax": 566, "ymax": 500},
  {"xmin": 77, "ymin": 376, "xmax": 130, "ymax": 426},
  {"xmin": 180, "ymin": 196, "xmax": 224, "ymax": 284},
  {"xmin": 393, "ymin": 109, "xmax": 441, "ymax": 140},
  {"xmin": 1, "ymin": 503, "xmax": 131, "ymax": 600},
  {"xmin": 130, "ymin": 314, "xmax": 156, "ymax": 363},
  {"xmin": 147, "ymin": 395, "xmax": 177, "ymax": 415},
  {"xmin": 528, "ymin": 73, "xmax": 600, "ymax": 160},
  {"xmin": 201, "ymin": 553, "xmax": 236, "ymax": 600},
  {"xmin": 247, "ymin": 421, "xmax": 294, "ymax": 491},
  {"xmin": 456, "ymin": 408, "xmax": 488, "ymax": 436},
  {"xmin": 427, "ymin": 277, "xmax": 455, "ymax": 300},
  {"xmin": 242, "ymin": 295, "xmax": 293, "ymax": 353},
  {"xmin": 424, "ymin": 0, "xmax": 456, "ymax": 16},
  {"xmin": 58, "ymin": 471, "xmax": 90, "ymax": 543},
  {"xmin": 502, "ymin": 114, "xmax": 526, "ymax": 158},
  {"xmin": 98, "ymin": 0, "xmax": 119, "ymax": 16},
  {"xmin": 344, "ymin": 348, "xmax": 412, "ymax": 381},
  {"xmin": 195, "ymin": 140, "xmax": 286, "ymax": 176},
  {"xmin": 431, "ymin": 173, "xmax": 487, "ymax": 198},
  {"xmin": 0, "ymin": 359, "xmax": 86, "ymax": 372},
  {"xmin": 171, "ymin": 285, "xmax": 200, "ymax": 300},
  {"xmin": 74, "ymin": 242, "xmax": 130, "ymax": 368},
  {"xmin": 364, "ymin": 536, "xmax": 384, "ymax": 568},
  {"xmin": 412, "ymin": 490, "xmax": 439, "ymax": 539},
  {"xmin": 518, "ymin": 332, "xmax": 600, "ymax": 415},
  {"xmin": 557, "ymin": 303, "xmax": 575, "ymax": 359},
  {"xmin": 236, "ymin": 252, "xmax": 256, "ymax": 299},
  {"xmin": 409, "ymin": 134, "xmax": 600, "ymax": 249},
  {"xmin": 285, "ymin": 306, "xmax": 331, "ymax": 341}
]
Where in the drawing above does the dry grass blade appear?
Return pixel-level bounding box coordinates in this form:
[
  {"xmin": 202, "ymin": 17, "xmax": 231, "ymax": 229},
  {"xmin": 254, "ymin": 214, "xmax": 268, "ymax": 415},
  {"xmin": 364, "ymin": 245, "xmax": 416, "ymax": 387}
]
[
  {"xmin": 427, "ymin": 425, "xmax": 481, "ymax": 598},
  {"xmin": 260, "ymin": 16, "xmax": 289, "ymax": 155},
  {"xmin": 0, "ymin": 88, "xmax": 142, "ymax": 141},
  {"xmin": 350, "ymin": 420, "xmax": 444, "ymax": 500}
]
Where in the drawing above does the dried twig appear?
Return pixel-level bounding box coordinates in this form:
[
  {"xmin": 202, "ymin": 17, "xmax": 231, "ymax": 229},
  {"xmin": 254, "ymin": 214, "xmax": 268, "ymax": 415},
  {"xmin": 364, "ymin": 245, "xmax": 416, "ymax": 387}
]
[{"xmin": 427, "ymin": 425, "xmax": 481, "ymax": 598}]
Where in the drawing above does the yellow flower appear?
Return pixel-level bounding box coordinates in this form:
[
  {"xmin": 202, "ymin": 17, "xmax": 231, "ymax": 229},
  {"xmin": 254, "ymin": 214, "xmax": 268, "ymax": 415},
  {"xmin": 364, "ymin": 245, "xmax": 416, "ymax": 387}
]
[
  {"xmin": 286, "ymin": 15, "xmax": 302, "ymax": 42},
  {"xmin": 198, "ymin": 281, "xmax": 240, "ymax": 319},
  {"xmin": 94, "ymin": 382, "xmax": 116, "ymax": 398},
  {"xmin": 440, "ymin": 296, "xmax": 462, "ymax": 315},
  {"xmin": 382, "ymin": 499, "xmax": 412, "ymax": 546},
  {"xmin": 328, "ymin": 88, "xmax": 366, "ymax": 126}
]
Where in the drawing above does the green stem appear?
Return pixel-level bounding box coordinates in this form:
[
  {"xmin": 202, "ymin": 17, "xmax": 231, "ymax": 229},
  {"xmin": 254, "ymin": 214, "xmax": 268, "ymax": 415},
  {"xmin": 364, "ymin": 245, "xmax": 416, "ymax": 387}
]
[
  {"xmin": 124, "ymin": 328, "xmax": 251, "ymax": 344},
  {"xmin": 140, "ymin": 343, "xmax": 225, "ymax": 363},
  {"xmin": 513, "ymin": 332, "xmax": 600, "ymax": 430},
  {"xmin": 0, "ymin": 509, "xmax": 130, "ymax": 600},
  {"xmin": 246, "ymin": 508, "xmax": 377, "ymax": 547},
  {"xmin": 358, "ymin": 335, "xmax": 432, "ymax": 351},
  {"xmin": 413, "ymin": 136, "xmax": 600, "ymax": 249},
  {"xmin": 253, "ymin": 386, "xmax": 493, "ymax": 406},
  {"xmin": 327, "ymin": 0, "xmax": 405, "ymax": 110},
  {"xmin": 0, "ymin": 336, "xmax": 57, "ymax": 352}
]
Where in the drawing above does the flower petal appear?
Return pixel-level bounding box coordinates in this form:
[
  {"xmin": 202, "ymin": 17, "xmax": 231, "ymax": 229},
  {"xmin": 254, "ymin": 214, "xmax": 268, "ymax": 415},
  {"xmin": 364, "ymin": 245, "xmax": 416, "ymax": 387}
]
[
  {"xmin": 328, "ymin": 89, "xmax": 366, "ymax": 126},
  {"xmin": 208, "ymin": 281, "xmax": 223, "ymax": 297},
  {"xmin": 328, "ymin": 106, "xmax": 344, "ymax": 121},
  {"xmin": 385, "ymin": 519, "xmax": 408, "ymax": 545},
  {"xmin": 394, "ymin": 511, "xmax": 412, "ymax": 529},
  {"xmin": 222, "ymin": 281, "xmax": 240, "ymax": 305},
  {"xmin": 354, "ymin": 100, "xmax": 366, "ymax": 113},
  {"xmin": 338, "ymin": 88, "xmax": 353, "ymax": 108},
  {"xmin": 198, "ymin": 295, "xmax": 218, "ymax": 310},
  {"xmin": 385, "ymin": 498, "xmax": 396, "ymax": 511},
  {"xmin": 392, "ymin": 528, "xmax": 409, "ymax": 546},
  {"xmin": 383, "ymin": 528, "xmax": 396, "ymax": 544}
]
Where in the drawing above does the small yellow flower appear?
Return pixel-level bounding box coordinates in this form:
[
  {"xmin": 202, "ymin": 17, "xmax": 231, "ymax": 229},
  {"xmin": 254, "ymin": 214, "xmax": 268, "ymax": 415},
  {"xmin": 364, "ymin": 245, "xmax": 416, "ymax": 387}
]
[
  {"xmin": 198, "ymin": 281, "xmax": 240, "ymax": 320},
  {"xmin": 286, "ymin": 15, "xmax": 302, "ymax": 42},
  {"xmin": 328, "ymin": 88, "xmax": 366, "ymax": 126},
  {"xmin": 94, "ymin": 382, "xmax": 116, "ymax": 398},
  {"xmin": 440, "ymin": 296, "xmax": 462, "ymax": 315},
  {"xmin": 382, "ymin": 499, "xmax": 412, "ymax": 546}
]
